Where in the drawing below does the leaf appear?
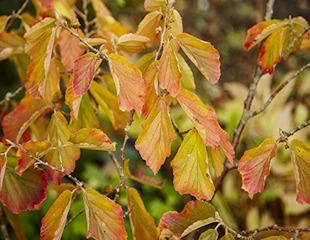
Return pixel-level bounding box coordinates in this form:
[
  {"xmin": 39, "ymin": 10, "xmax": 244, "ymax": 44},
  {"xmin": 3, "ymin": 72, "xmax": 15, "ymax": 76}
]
[
  {"xmin": 0, "ymin": 155, "xmax": 47, "ymax": 214},
  {"xmin": 135, "ymin": 50, "xmax": 156, "ymax": 73},
  {"xmin": 159, "ymin": 200, "xmax": 215, "ymax": 238},
  {"xmin": 144, "ymin": 0, "xmax": 165, "ymax": 12},
  {"xmin": 176, "ymin": 89, "xmax": 220, "ymax": 148},
  {"xmin": 199, "ymin": 229, "xmax": 219, "ymax": 240},
  {"xmin": 89, "ymin": 80, "xmax": 128, "ymax": 130},
  {"xmin": 69, "ymin": 128, "xmax": 116, "ymax": 151},
  {"xmin": 262, "ymin": 237, "xmax": 287, "ymax": 240},
  {"xmin": 90, "ymin": 0, "xmax": 115, "ymax": 26},
  {"xmin": 24, "ymin": 17, "xmax": 56, "ymax": 97},
  {"xmin": 48, "ymin": 111, "xmax": 71, "ymax": 146},
  {"xmin": 164, "ymin": 10, "xmax": 183, "ymax": 46},
  {"xmin": 238, "ymin": 138, "xmax": 277, "ymax": 199},
  {"xmin": 177, "ymin": 53, "xmax": 195, "ymax": 90},
  {"xmin": 0, "ymin": 31, "xmax": 25, "ymax": 61},
  {"xmin": 220, "ymin": 233, "xmax": 235, "ymax": 240},
  {"xmin": 0, "ymin": 15, "xmax": 8, "ymax": 32},
  {"xmin": 135, "ymin": 97, "xmax": 176, "ymax": 174},
  {"xmin": 136, "ymin": 11, "xmax": 162, "ymax": 45},
  {"xmin": 40, "ymin": 190, "xmax": 73, "ymax": 240},
  {"xmin": 0, "ymin": 154, "xmax": 7, "ymax": 190},
  {"xmin": 73, "ymin": 52, "xmax": 102, "ymax": 96},
  {"xmin": 108, "ymin": 53, "xmax": 146, "ymax": 115},
  {"xmin": 65, "ymin": 75, "xmax": 83, "ymax": 119},
  {"xmin": 171, "ymin": 129, "xmax": 215, "ymax": 200},
  {"xmin": 58, "ymin": 29, "xmax": 86, "ymax": 70},
  {"xmin": 83, "ymin": 188, "xmax": 127, "ymax": 240},
  {"xmin": 218, "ymin": 127, "xmax": 235, "ymax": 165},
  {"xmin": 181, "ymin": 218, "xmax": 217, "ymax": 238},
  {"xmin": 16, "ymin": 140, "xmax": 52, "ymax": 175},
  {"xmin": 177, "ymin": 33, "xmax": 220, "ymax": 84},
  {"xmin": 209, "ymin": 147, "xmax": 225, "ymax": 179},
  {"xmin": 290, "ymin": 139, "xmax": 310, "ymax": 204},
  {"xmin": 158, "ymin": 40, "xmax": 182, "ymax": 97},
  {"xmin": 126, "ymin": 187, "xmax": 158, "ymax": 240},
  {"xmin": 2, "ymin": 97, "xmax": 50, "ymax": 143},
  {"xmin": 117, "ymin": 33, "xmax": 149, "ymax": 54}
]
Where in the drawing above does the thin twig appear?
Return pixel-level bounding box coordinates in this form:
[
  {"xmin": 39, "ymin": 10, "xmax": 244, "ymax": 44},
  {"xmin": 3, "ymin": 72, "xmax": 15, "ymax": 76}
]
[
  {"xmin": 5, "ymin": 0, "xmax": 30, "ymax": 31},
  {"xmin": 82, "ymin": 0, "xmax": 90, "ymax": 37},
  {"xmin": 155, "ymin": 3, "xmax": 170, "ymax": 61},
  {"xmin": 277, "ymin": 117, "xmax": 310, "ymax": 143},
  {"xmin": 264, "ymin": 0, "xmax": 275, "ymax": 21},
  {"xmin": 171, "ymin": 118, "xmax": 184, "ymax": 140},
  {"xmin": 0, "ymin": 86, "xmax": 24, "ymax": 106},
  {"xmin": 121, "ymin": 110, "xmax": 135, "ymax": 163},
  {"xmin": 65, "ymin": 209, "xmax": 85, "ymax": 227}
]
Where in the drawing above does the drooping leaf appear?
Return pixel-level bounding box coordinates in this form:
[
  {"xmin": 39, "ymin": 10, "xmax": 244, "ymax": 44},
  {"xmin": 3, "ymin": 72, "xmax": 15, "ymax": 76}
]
[
  {"xmin": 171, "ymin": 129, "xmax": 215, "ymax": 200},
  {"xmin": 177, "ymin": 33, "xmax": 220, "ymax": 84},
  {"xmin": 126, "ymin": 187, "xmax": 158, "ymax": 240},
  {"xmin": 83, "ymin": 188, "xmax": 127, "ymax": 240},
  {"xmin": 290, "ymin": 139, "xmax": 310, "ymax": 204},
  {"xmin": 69, "ymin": 128, "xmax": 116, "ymax": 151},
  {"xmin": 176, "ymin": 89, "xmax": 220, "ymax": 148},
  {"xmin": 158, "ymin": 40, "xmax": 182, "ymax": 97},
  {"xmin": 73, "ymin": 52, "xmax": 102, "ymax": 96},
  {"xmin": 65, "ymin": 75, "xmax": 83, "ymax": 119},
  {"xmin": 209, "ymin": 147, "xmax": 225, "ymax": 179},
  {"xmin": 117, "ymin": 33, "xmax": 149, "ymax": 54},
  {"xmin": 238, "ymin": 138, "xmax": 277, "ymax": 198},
  {"xmin": 2, "ymin": 97, "xmax": 50, "ymax": 143},
  {"xmin": 159, "ymin": 200, "xmax": 215, "ymax": 238},
  {"xmin": 89, "ymin": 80, "xmax": 128, "ymax": 130},
  {"xmin": 108, "ymin": 53, "xmax": 146, "ymax": 115},
  {"xmin": 144, "ymin": 0, "xmax": 165, "ymax": 12},
  {"xmin": 198, "ymin": 229, "xmax": 219, "ymax": 240},
  {"xmin": 177, "ymin": 53, "xmax": 195, "ymax": 90},
  {"xmin": 48, "ymin": 111, "xmax": 71, "ymax": 146},
  {"xmin": 58, "ymin": 29, "xmax": 86, "ymax": 70},
  {"xmin": 0, "ymin": 155, "xmax": 47, "ymax": 214},
  {"xmin": 181, "ymin": 218, "xmax": 217, "ymax": 238},
  {"xmin": 0, "ymin": 31, "xmax": 25, "ymax": 61},
  {"xmin": 40, "ymin": 190, "xmax": 73, "ymax": 240},
  {"xmin": 135, "ymin": 97, "xmax": 176, "ymax": 174},
  {"xmin": 218, "ymin": 126, "xmax": 235, "ymax": 165},
  {"xmin": 24, "ymin": 17, "xmax": 56, "ymax": 97},
  {"xmin": 136, "ymin": 11, "xmax": 162, "ymax": 45}
]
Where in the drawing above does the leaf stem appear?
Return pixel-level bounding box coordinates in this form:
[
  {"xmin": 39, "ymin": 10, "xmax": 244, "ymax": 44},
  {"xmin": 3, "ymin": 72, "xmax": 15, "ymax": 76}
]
[
  {"xmin": 277, "ymin": 117, "xmax": 310, "ymax": 143},
  {"xmin": 0, "ymin": 86, "xmax": 24, "ymax": 106}
]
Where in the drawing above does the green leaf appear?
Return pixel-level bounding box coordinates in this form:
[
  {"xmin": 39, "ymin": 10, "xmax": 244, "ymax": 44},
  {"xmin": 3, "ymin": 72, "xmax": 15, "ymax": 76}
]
[
  {"xmin": 199, "ymin": 229, "xmax": 219, "ymax": 240},
  {"xmin": 181, "ymin": 218, "xmax": 217, "ymax": 238},
  {"xmin": 220, "ymin": 233, "xmax": 235, "ymax": 240}
]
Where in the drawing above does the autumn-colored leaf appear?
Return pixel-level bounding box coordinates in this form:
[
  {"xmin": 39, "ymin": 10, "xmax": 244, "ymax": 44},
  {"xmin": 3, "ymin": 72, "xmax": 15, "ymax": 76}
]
[
  {"xmin": 73, "ymin": 52, "xmax": 102, "ymax": 96},
  {"xmin": 136, "ymin": 11, "xmax": 161, "ymax": 45},
  {"xmin": 89, "ymin": 80, "xmax": 129, "ymax": 130},
  {"xmin": 176, "ymin": 89, "xmax": 220, "ymax": 148},
  {"xmin": 126, "ymin": 187, "xmax": 158, "ymax": 240},
  {"xmin": 158, "ymin": 40, "xmax": 182, "ymax": 97},
  {"xmin": 2, "ymin": 97, "xmax": 50, "ymax": 143},
  {"xmin": 65, "ymin": 75, "xmax": 83, "ymax": 119},
  {"xmin": 171, "ymin": 129, "xmax": 215, "ymax": 200},
  {"xmin": 40, "ymin": 190, "xmax": 73, "ymax": 240},
  {"xmin": 210, "ymin": 147, "xmax": 225, "ymax": 179},
  {"xmin": 135, "ymin": 51, "xmax": 156, "ymax": 74},
  {"xmin": 117, "ymin": 33, "xmax": 149, "ymax": 54},
  {"xmin": 262, "ymin": 236, "xmax": 287, "ymax": 240},
  {"xmin": 199, "ymin": 229, "xmax": 219, "ymax": 240},
  {"xmin": 290, "ymin": 139, "xmax": 310, "ymax": 204},
  {"xmin": 48, "ymin": 111, "xmax": 71, "ymax": 146},
  {"xmin": 0, "ymin": 15, "xmax": 8, "ymax": 32},
  {"xmin": 0, "ymin": 155, "xmax": 47, "ymax": 214},
  {"xmin": 0, "ymin": 31, "xmax": 25, "ymax": 61},
  {"xmin": 177, "ymin": 33, "xmax": 220, "ymax": 84},
  {"xmin": 220, "ymin": 233, "xmax": 235, "ymax": 240},
  {"xmin": 218, "ymin": 126, "xmax": 235, "ymax": 165},
  {"xmin": 135, "ymin": 97, "xmax": 176, "ymax": 174},
  {"xmin": 181, "ymin": 218, "xmax": 217, "ymax": 238},
  {"xmin": 24, "ymin": 17, "xmax": 56, "ymax": 97},
  {"xmin": 0, "ymin": 154, "xmax": 6, "ymax": 190},
  {"xmin": 83, "ymin": 188, "xmax": 127, "ymax": 240},
  {"xmin": 144, "ymin": 0, "xmax": 165, "ymax": 12},
  {"xmin": 238, "ymin": 138, "xmax": 277, "ymax": 198},
  {"xmin": 90, "ymin": 0, "xmax": 115, "ymax": 27},
  {"xmin": 159, "ymin": 200, "xmax": 215, "ymax": 238},
  {"xmin": 164, "ymin": 9, "xmax": 183, "ymax": 48},
  {"xmin": 177, "ymin": 53, "xmax": 195, "ymax": 90},
  {"xmin": 108, "ymin": 53, "xmax": 146, "ymax": 115}
]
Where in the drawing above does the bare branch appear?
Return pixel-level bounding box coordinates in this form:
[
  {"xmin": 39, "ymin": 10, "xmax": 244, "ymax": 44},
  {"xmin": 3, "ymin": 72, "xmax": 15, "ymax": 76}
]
[
  {"xmin": 171, "ymin": 118, "xmax": 184, "ymax": 140},
  {"xmin": 0, "ymin": 86, "xmax": 24, "ymax": 106},
  {"xmin": 264, "ymin": 0, "xmax": 275, "ymax": 21},
  {"xmin": 5, "ymin": 0, "xmax": 30, "ymax": 31}
]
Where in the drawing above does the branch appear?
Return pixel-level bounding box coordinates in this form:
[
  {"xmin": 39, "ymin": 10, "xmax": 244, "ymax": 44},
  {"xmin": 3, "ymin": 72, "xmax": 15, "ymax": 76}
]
[
  {"xmin": 5, "ymin": 0, "xmax": 30, "ymax": 31},
  {"xmin": 171, "ymin": 118, "xmax": 184, "ymax": 140},
  {"xmin": 264, "ymin": 0, "xmax": 275, "ymax": 21},
  {"xmin": 0, "ymin": 86, "xmax": 24, "ymax": 106}
]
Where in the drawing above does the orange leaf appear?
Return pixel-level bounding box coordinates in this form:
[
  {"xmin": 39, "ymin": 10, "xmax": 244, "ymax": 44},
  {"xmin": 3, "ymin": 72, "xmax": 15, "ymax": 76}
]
[
  {"xmin": 176, "ymin": 89, "xmax": 220, "ymax": 148},
  {"xmin": 117, "ymin": 33, "xmax": 149, "ymax": 54},
  {"xmin": 90, "ymin": 0, "xmax": 115, "ymax": 26},
  {"xmin": 164, "ymin": 9, "xmax": 183, "ymax": 47},
  {"xmin": 0, "ymin": 15, "xmax": 8, "ymax": 32},
  {"xmin": 159, "ymin": 200, "xmax": 215, "ymax": 238},
  {"xmin": 65, "ymin": 75, "xmax": 82, "ymax": 119},
  {"xmin": 73, "ymin": 52, "xmax": 101, "ymax": 96},
  {"xmin": 135, "ymin": 97, "xmax": 176, "ymax": 174},
  {"xmin": 24, "ymin": 17, "xmax": 56, "ymax": 97},
  {"xmin": 158, "ymin": 40, "xmax": 182, "ymax": 97},
  {"xmin": 0, "ymin": 31, "xmax": 25, "ymax": 61},
  {"xmin": 108, "ymin": 53, "xmax": 146, "ymax": 115},
  {"xmin": 40, "ymin": 190, "xmax": 73, "ymax": 240},
  {"xmin": 144, "ymin": 0, "xmax": 165, "ymax": 12},
  {"xmin": 83, "ymin": 188, "xmax": 127, "ymax": 240},
  {"xmin": 290, "ymin": 139, "xmax": 310, "ymax": 204},
  {"xmin": 126, "ymin": 187, "xmax": 158, "ymax": 240},
  {"xmin": 177, "ymin": 33, "xmax": 220, "ymax": 84},
  {"xmin": 136, "ymin": 11, "xmax": 162, "ymax": 45},
  {"xmin": 171, "ymin": 129, "xmax": 215, "ymax": 200},
  {"xmin": 238, "ymin": 138, "xmax": 277, "ymax": 198}
]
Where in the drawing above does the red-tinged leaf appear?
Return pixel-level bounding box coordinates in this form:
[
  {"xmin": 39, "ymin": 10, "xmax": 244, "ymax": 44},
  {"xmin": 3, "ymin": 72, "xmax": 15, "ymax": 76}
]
[
  {"xmin": 159, "ymin": 200, "xmax": 215, "ymax": 238},
  {"xmin": 136, "ymin": 11, "xmax": 162, "ymax": 45},
  {"xmin": 144, "ymin": 0, "xmax": 165, "ymax": 12},
  {"xmin": 290, "ymin": 139, "xmax": 310, "ymax": 204},
  {"xmin": 176, "ymin": 89, "xmax": 220, "ymax": 148},
  {"xmin": 83, "ymin": 188, "xmax": 127, "ymax": 240},
  {"xmin": 199, "ymin": 229, "xmax": 219, "ymax": 240},
  {"xmin": 135, "ymin": 97, "xmax": 176, "ymax": 174},
  {"xmin": 177, "ymin": 33, "xmax": 220, "ymax": 84},
  {"xmin": 218, "ymin": 127, "xmax": 235, "ymax": 165},
  {"xmin": 124, "ymin": 159, "xmax": 164, "ymax": 189},
  {"xmin": 158, "ymin": 40, "xmax": 182, "ymax": 97},
  {"xmin": 16, "ymin": 140, "xmax": 52, "ymax": 175},
  {"xmin": 126, "ymin": 187, "xmax": 158, "ymax": 240},
  {"xmin": 48, "ymin": 111, "xmax": 71, "ymax": 146},
  {"xmin": 65, "ymin": 76, "xmax": 83, "ymax": 119},
  {"xmin": 117, "ymin": 33, "xmax": 149, "ymax": 54},
  {"xmin": 238, "ymin": 138, "xmax": 277, "ymax": 198},
  {"xmin": 0, "ymin": 155, "xmax": 47, "ymax": 214},
  {"xmin": 171, "ymin": 129, "xmax": 215, "ymax": 200},
  {"xmin": 69, "ymin": 128, "xmax": 116, "ymax": 151},
  {"xmin": 108, "ymin": 53, "xmax": 146, "ymax": 115},
  {"xmin": 58, "ymin": 29, "xmax": 86, "ymax": 70},
  {"xmin": 40, "ymin": 190, "xmax": 73, "ymax": 240},
  {"xmin": 45, "ymin": 147, "xmax": 80, "ymax": 184},
  {"xmin": 0, "ymin": 154, "xmax": 6, "ymax": 190},
  {"xmin": 177, "ymin": 53, "xmax": 195, "ymax": 90},
  {"xmin": 73, "ymin": 52, "xmax": 102, "ymax": 96},
  {"xmin": 89, "ymin": 81, "xmax": 129, "ymax": 130},
  {"xmin": 142, "ymin": 61, "xmax": 159, "ymax": 118},
  {"xmin": 24, "ymin": 18, "xmax": 56, "ymax": 97},
  {"xmin": 2, "ymin": 97, "xmax": 50, "ymax": 143},
  {"xmin": 244, "ymin": 19, "xmax": 283, "ymax": 51},
  {"xmin": 0, "ymin": 31, "xmax": 25, "ymax": 61},
  {"xmin": 209, "ymin": 147, "xmax": 225, "ymax": 179}
]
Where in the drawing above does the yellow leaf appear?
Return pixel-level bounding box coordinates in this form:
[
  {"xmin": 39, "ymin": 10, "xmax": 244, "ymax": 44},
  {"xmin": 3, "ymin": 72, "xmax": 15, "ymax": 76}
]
[
  {"xmin": 171, "ymin": 129, "xmax": 215, "ymax": 200},
  {"xmin": 135, "ymin": 97, "xmax": 176, "ymax": 174},
  {"xmin": 117, "ymin": 33, "xmax": 149, "ymax": 54},
  {"xmin": 144, "ymin": 0, "xmax": 165, "ymax": 12},
  {"xmin": 210, "ymin": 148, "xmax": 225, "ymax": 179},
  {"xmin": 0, "ymin": 15, "xmax": 8, "ymax": 32},
  {"xmin": 177, "ymin": 53, "xmax": 195, "ymax": 90},
  {"xmin": 0, "ymin": 31, "xmax": 25, "ymax": 61}
]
